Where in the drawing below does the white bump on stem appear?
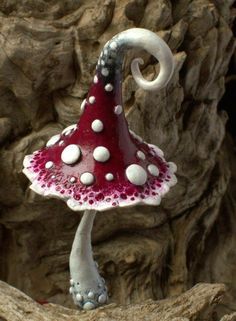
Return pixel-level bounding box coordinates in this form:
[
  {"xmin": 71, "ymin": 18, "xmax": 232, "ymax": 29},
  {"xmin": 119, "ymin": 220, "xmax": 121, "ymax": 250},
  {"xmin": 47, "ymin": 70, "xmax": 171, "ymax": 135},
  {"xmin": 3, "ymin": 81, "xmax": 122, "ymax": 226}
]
[
  {"xmin": 69, "ymin": 210, "xmax": 108, "ymax": 310},
  {"xmin": 101, "ymin": 68, "xmax": 109, "ymax": 76},
  {"xmin": 83, "ymin": 302, "xmax": 96, "ymax": 310},
  {"xmin": 76, "ymin": 293, "xmax": 83, "ymax": 302},
  {"xmin": 98, "ymin": 294, "xmax": 107, "ymax": 304},
  {"xmin": 88, "ymin": 291, "xmax": 95, "ymax": 299},
  {"xmin": 110, "ymin": 42, "xmax": 117, "ymax": 50}
]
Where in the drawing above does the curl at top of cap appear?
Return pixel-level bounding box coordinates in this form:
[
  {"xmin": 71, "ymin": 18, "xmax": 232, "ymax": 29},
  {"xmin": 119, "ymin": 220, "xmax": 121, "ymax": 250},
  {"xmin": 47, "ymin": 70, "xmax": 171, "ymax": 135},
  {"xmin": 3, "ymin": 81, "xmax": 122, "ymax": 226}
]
[{"xmin": 23, "ymin": 28, "xmax": 177, "ymax": 212}]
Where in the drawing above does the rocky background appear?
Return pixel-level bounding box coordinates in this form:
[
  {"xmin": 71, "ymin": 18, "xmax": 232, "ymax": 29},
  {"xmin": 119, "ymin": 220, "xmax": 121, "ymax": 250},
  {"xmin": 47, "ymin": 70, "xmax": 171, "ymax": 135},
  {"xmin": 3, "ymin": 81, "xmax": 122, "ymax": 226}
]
[{"xmin": 0, "ymin": 0, "xmax": 235, "ymax": 320}]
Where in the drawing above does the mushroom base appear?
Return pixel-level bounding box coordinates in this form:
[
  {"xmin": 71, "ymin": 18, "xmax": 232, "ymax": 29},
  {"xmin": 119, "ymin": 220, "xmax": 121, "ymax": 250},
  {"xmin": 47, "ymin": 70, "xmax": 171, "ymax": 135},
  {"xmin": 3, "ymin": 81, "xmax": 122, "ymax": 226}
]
[{"xmin": 69, "ymin": 210, "xmax": 108, "ymax": 310}]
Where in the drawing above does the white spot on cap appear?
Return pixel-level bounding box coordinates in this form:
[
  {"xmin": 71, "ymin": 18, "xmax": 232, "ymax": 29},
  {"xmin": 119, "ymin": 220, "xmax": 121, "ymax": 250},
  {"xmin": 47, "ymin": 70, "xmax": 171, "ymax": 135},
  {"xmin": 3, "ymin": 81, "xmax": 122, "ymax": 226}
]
[
  {"xmin": 45, "ymin": 161, "xmax": 54, "ymax": 169},
  {"xmin": 61, "ymin": 144, "xmax": 81, "ymax": 165},
  {"xmin": 59, "ymin": 140, "xmax": 64, "ymax": 146},
  {"xmin": 51, "ymin": 175, "xmax": 56, "ymax": 179},
  {"xmin": 105, "ymin": 173, "xmax": 114, "ymax": 181},
  {"xmin": 129, "ymin": 130, "xmax": 143, "ymax": 142},
  {"xmin": 70, "ymin": 279, "xmax": 74, "ymax": 285},
  {"xmin": 88, "ymin": 291, "xmax": 94, "ymax": 299},
  {"xmin": 81, "ymin": 99, "xmax": 86, "ymax": 112},
  {"xmin": 101, "ymin": 59, "xmax": 105, "ymax": 66},
  {"xmin": 70, "ymin": 177, "xmax": 76, "ymax": 183},
  {"xmin": 98, "ymin": 294, "xmax": 107, "ymax": 304},
  {"xmin": 105, "ymin": 84, "xmax": 113, "ymax": 92},
  {"xmin": 101, "ymin": 68, "xmax": 109, "ymax": 76},
  {"xmin": 93, "ymin": 75, "xmax": 98, "ymax": 83},
  {"xmin": 114, "ymin": 105, "xmax": 123, "ymax": 115},
  {"xmin": 91, "ymin": 119, "xmax": 104, "ymax": 133},
  {"xmin": 137, "ymin": 151, "xmax": 146, "ymax": 160},
  {"xmin": 168, "ymin": 162, "xmax": 177, "ymax": 173},
  {"xmin": 62, "ymin": 124, "xmax": 77, "ymax": 136},
  {"xmin": 89, "ymin": 96, "xmax": 96, "ymax": 104},
  {"xmin": 126, "ymin": 164, "xmax": 147, "ymax": 186},
  {"xmin": 83, "ymin": 302, "xmax": 95, "ymax": 310},
  {"xmin": 93, "ymin": 146, "xmax": 110, "ymax": 162},
  {"xmin": 80, "ymin": 172, "xmax": 94, "ymax": 186},
  {"xmin": 148, "ymin": 164, "xmax": 159, "ymax": 177},
  {"xmin": 76, "ymin": 294, "xmax": 83, "ymax": 302},
  {"xmin": 46, "ymin": 134, "xmax": 60, "ymax": 147},
  {"xmin": 110, "ymin": 42, "xmax": 117, "ymax": 50}
]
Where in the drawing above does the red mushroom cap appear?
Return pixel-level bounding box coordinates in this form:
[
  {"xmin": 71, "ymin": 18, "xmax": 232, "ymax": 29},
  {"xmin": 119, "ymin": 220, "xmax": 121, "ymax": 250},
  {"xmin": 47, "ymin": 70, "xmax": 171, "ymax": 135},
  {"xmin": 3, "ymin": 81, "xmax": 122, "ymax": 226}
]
[{"xmin": 23, "ymin": 28, "xmax": 177, "ymax": 212}]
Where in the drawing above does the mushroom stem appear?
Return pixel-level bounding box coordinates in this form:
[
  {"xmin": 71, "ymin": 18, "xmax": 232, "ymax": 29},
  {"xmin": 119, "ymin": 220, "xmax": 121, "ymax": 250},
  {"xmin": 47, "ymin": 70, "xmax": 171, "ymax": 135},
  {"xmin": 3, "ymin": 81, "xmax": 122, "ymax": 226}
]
[{"xmin": 69, "ymin": 210, "xmax": 108, "ymax": 310}]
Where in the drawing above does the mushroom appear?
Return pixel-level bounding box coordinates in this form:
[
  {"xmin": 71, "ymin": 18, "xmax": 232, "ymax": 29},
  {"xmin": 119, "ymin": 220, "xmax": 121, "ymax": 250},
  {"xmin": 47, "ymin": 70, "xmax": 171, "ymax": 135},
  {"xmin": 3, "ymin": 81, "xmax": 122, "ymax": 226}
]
[{"xmin": 22, "ymin": 28, "xmax": 177, "ymax": 310}]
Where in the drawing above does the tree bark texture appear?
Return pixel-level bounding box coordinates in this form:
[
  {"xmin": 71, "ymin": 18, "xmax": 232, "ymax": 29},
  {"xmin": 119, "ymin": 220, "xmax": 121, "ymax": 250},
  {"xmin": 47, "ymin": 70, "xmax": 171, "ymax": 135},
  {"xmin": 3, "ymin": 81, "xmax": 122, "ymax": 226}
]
[
  {"xmin": 0, "ymin": 280, "xmax": 235, "ymax": 321},
  {"xmin": 0, "ymin": 0, "xmax": 235, "ymax": 319}
]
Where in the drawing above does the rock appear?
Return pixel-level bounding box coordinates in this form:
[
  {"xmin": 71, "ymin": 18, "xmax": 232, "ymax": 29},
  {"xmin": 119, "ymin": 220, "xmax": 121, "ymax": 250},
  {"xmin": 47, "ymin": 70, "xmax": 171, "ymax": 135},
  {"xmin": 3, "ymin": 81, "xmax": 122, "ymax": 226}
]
[
  {"xmin": 0, "ymin": 281, "xmax": 227, "ymax": 321},
  {"xmin": 0, "ymin": 117, "xmax": 12, "ymax": 144},
  {"xmin": 220, "ymin": 313, "xmax": 236, "ymax": 321},
  {"xmin": 0, "ymin": 0, "xmax": 235, "ymax": 316}
]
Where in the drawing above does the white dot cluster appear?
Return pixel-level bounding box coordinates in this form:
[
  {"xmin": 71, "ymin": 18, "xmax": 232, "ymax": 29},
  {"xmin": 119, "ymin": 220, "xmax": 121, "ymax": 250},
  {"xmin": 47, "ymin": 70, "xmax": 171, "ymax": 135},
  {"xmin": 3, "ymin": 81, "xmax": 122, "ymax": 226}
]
[
  {"xmin": 42, "ymin": 34, "xmax": 174, "ymax": 196},
  {"xmin": 95, "ymin": 39, "xmax": 120, "ymax": 92},
  {"xmin": 69, "ymin": 278, "xmax": 108, "ymax": 310},
  {"xmin": 45, "ymin": 130, "xmax": 162, "ymax": 188}
]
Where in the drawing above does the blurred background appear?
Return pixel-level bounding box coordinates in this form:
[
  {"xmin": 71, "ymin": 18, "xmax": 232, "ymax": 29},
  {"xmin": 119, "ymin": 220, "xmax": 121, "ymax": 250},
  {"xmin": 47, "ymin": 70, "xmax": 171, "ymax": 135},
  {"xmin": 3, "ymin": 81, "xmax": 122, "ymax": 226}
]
[{"xmin": 0, "ymin": 0, "xmax": 235, "ymax": 318}]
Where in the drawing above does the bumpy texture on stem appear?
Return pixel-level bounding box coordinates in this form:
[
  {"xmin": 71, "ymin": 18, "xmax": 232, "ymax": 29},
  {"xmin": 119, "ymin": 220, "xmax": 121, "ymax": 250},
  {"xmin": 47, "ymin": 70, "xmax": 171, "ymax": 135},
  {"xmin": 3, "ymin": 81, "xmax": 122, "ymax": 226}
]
[
  {"xmin": 98, "ymin": 28, "xmax": 174, "ymax": 91},
  {"xmin": 69, "ymin": 210, "xmax": 107, "ymax": 310}
]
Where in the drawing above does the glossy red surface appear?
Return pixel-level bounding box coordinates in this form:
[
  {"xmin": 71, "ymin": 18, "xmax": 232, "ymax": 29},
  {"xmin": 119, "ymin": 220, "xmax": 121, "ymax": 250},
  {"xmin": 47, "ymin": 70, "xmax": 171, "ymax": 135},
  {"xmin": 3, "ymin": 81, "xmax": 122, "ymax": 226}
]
[{"xmin": 23, "ymin": 68, "xmax": 177, "ymax": 211}]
